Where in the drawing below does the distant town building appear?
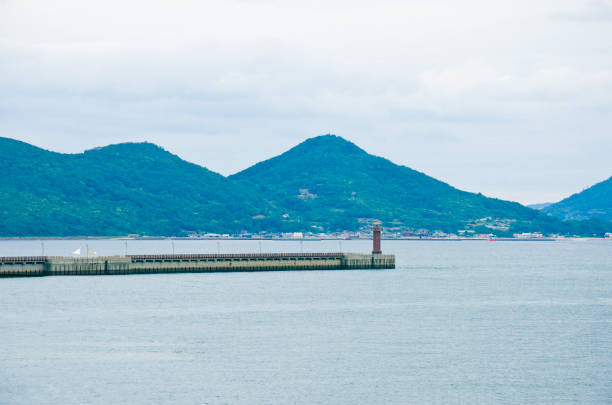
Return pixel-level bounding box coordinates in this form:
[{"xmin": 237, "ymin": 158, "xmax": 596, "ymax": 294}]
[
  {"xmin": 281, "ymin": 232, "xmax": 303, "ymax": 239},
  {"xmin": 297, "ymin": 189, "xmax": 317, "ymax": 199},
  {"xmin": 513, "ymin": 232, "xmax": 543, "ymax": 239}
]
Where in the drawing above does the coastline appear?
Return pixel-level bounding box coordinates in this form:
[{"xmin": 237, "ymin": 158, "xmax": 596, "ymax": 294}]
[{"xmin": 0, "ymin": 236, "xmax": 609, "ymax": 241}]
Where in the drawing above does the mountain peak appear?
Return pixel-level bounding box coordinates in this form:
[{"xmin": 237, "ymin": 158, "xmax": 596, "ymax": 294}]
[
  {"xmin": 543, "ymin": 175, "xmax": 612, "ymax": 221},
  {"xmin": 0, "ymin": 137, "xmax": 56, "ymax": 159},
  {"xmin": 82, "ymin": 141, "xmax": 180, "ymax": 163},
  {"xmin": 292, "ymin": 134, "xmax": 366, "ymax": 156},
  {"xmin": 85, "ymin": 141, "xmax": 163, "ymax": 154}
]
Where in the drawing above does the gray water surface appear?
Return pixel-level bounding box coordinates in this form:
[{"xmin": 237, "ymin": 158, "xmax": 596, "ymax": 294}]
[{"xmin": 1, "ymin": 240, "xmax": 611, "ymax": 404}]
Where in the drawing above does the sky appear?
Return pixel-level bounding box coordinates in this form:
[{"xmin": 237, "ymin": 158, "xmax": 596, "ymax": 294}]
[{"xmin": 1, "ymin": 0, "xmax": 611, "ymax": 205}]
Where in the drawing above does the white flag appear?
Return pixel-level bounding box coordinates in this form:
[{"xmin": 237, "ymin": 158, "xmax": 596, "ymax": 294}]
[{"xmin": 72, "ymin": 247, "xmax": 81, "ymax": 255}]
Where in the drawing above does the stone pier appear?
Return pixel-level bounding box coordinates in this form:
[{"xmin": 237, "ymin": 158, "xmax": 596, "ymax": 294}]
[{"xmin": 0, "ymin": 252, "xmax": 395, "ymax": 277}]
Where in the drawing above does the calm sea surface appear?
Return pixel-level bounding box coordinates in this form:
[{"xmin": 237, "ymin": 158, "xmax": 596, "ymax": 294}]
[{"xmin": 1, "ymin": 239, "xmax": 611, "ymax": 404}]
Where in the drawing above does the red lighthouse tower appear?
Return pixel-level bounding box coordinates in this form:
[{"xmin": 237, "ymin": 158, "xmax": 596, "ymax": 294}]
[{"xmin": 372, "ymin": 221, "xmax": 382, "ymax": 254}]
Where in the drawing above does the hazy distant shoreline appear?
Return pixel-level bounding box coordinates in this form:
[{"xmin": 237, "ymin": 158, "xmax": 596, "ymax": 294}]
[{"xmin": 1, "ymin": 236, "xmax": 609, "ymax": 242}]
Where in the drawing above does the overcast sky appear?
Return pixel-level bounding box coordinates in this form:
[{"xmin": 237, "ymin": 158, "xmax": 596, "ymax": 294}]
[{"xmin": 1, "ymin": 0, "xmax": 611, "ymax": 204}]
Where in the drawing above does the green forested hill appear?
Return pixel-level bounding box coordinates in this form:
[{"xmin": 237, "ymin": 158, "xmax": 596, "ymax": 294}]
[
  {"xmin": 0, "ymin": 138, "xmax": 273, "ymax": 236},
  {"xmin": 231, "ymin": 135, "xmax": 609, "ymax": 235},
  {"xmin": 1, "ymin": 135, "xmax": 609, "ymax": 236},
  {"xmin": 542, "ymin": 176, "xmax": 612, "ymax": 221}
]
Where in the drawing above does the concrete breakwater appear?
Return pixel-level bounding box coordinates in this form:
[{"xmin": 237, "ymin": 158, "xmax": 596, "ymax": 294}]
[{"xmin": 0, "ymin": 252, "xmax": 395, "ymax": 277}]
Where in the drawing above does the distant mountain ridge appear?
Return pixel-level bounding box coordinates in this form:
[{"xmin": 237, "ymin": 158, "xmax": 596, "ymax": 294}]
[
  {"xmin": 542, "ymin": 176, "xmax": 612, "ymax": 221},
  {"xmin": 0, "ymin": 137, "xmax": 273, "ymax": 236},
  {"xmin": 231, "ymin": 135, "xmax": 606, "ymax": 235},
  {"xmin": 0, "ymin": 135, "xmax": 609, "ymax": 236}
]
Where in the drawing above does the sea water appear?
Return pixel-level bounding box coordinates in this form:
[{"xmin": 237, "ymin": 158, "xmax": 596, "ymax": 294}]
[{"xmin": 1, "ymin": 239, "xmax": 611, "ymax": 404}]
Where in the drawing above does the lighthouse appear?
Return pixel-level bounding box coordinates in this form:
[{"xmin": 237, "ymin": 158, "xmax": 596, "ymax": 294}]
[{"xmin": 372, "ymin": 221, "xmax": 382, "ymax": 254}]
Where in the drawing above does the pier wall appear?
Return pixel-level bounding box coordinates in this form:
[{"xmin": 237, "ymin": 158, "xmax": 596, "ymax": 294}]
[
  {"xmin": 0, "ymin": 253, "xmax": 395, "ymax": 277},
  {"xmin": 0, "ymin": 257, "xmax": 46, "ymax": 277}
]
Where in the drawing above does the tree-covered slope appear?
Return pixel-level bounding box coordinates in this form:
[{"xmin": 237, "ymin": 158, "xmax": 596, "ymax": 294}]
[
  {"xmin": 1, "ymin": 135, "xmax": 609, "ymax": 236},
  {"xmin": 231, "ymin": 135, "xmax": 607, "ymax": 235},
  {"xmin": 0, "ymin": 137, "xmax": 271, "ymax": 236},
  {"xmin": 542, "ymin": 176, "xmax": 612, "ymax": 221}
]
